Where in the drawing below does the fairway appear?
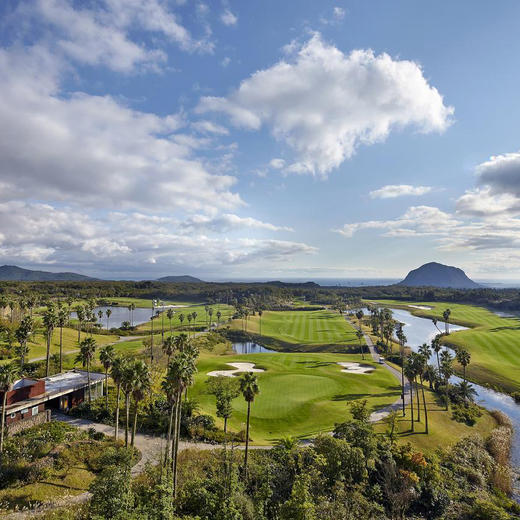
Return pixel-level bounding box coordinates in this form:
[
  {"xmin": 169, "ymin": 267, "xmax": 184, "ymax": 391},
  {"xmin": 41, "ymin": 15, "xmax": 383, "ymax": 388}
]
[
  {"xmin": 371, "ymin": 299, "xmax": 520, "ymax": 393},
  {"xmin": 233, "ymin": 309, "xmax": 361, "ymax": 348},
  {"xmin": 192, "ymin": 351, "xmax": 400, "ymax": 443}
]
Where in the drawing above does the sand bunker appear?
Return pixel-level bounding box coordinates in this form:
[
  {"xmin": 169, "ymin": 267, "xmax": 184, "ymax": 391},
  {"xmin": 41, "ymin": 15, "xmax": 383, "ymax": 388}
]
[
  {"xmin": 408, "ymin": 305, "xmax": 432, "ymax": 310},
  {"xmin": 337, "ymin": 362, "xmax": 374, "ymax": 374},
  {"xmin": 207, "ymin": 362, "xmax": 265, "ymax": 378}
]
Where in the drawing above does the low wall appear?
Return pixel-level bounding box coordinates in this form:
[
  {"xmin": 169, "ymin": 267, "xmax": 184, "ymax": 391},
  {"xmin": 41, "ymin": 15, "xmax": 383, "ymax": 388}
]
[{"xmin": 7, "ymin": 409, "xmax": 51, "ymax": 435}]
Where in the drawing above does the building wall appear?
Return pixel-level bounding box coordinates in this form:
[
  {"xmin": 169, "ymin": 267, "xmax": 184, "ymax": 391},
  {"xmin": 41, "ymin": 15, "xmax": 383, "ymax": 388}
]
[
  {"xmin": 1, "ymin": 379, "xmax": 45, "ymax": 406},
  {"xmin": 7, "ymin": 410, "xmax": 51, "ymax": 435},
  {"xmin": 6, "ymin": 403, "xmax": 46, "ymax": 425}
]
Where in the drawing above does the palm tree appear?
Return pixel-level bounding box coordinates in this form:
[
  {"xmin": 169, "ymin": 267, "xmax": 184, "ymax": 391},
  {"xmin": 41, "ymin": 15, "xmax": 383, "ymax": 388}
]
[
  {"xmin": 239, "ymin": 372, "xmax": 259, "ymax": 478},
  {"xmin": 456, "ymin": 380, "xmax": 477, "ymax": 403},
  {"xmin": 440, "ymin": 350, "xmax": 454, "ymax": 411},
  {"xmin": 76, "ymin": 338, "xmax": 96, "ymax": 404},
  {"xmin": 167, "ymin": 309, "xmax": 174, "ymax": 335},
  {"xmin": 43, "ymin": 306, "xmax": 57, "ymax": 377},
  {"xmin": 431, "ymin": 336, "xmax": 442, "ymax": 373},
  {"xmin": 192, "ymin": 311, "xmax": 198, "ymax": 331},
  {"xmin": 98, "ymin": 310, "xmax": 103, "ymax": 326},
  {"xmin": 15, "ymin": 315, "xmax": 33, "ymax": 371},
  {"xmin": 130, "ymin": 360, "xmax": 151, "ymax": 447},
  {"xmin": 0, "ymin": 363, "xmax": 19, "ymax": 454},
  {"xmin": 443, "ymin": 309, "xmax": 451, "ymax": 334},
  {"xmin": 456, "ymin": 348, "xmax": 471, "ymax": 383},
  {"xmin": 257, "ymin": 309, "xmax": 262, "ymax": 335},
  {"xmin": 57, "ymin": 308, "xmax": 68, "ymax": 373},
  {"xmin": 121, "ymin": 363, "xmax": 135, "ymax": 448},
  {"xmin": 162, "ymin": 335, "xmax": 175, "ymax": 365},
  {"xmin": 75, "ymin": 305, "xmax": 85, "ymax": 343},
  {"xmin": 178, "ymin": 313, "xmax": 185, "ymax": 330},
  {"xmin": 161, "ymin": 373, "xmax": 176, "ymax": 468},
  {"xmin": 174, "ymin": 333, "xmax": 189, "ymax": 353},
  {"xmin": 415, "ymin": 349, "xmax": 430, "ymax": 434},
  {"xmin": 208, "ymin": 307, "xmax": 213, "ymax": 328},
  {"xmin": 403, "ymin": 358, "xmax": 415, "ymax": 432},
  {"xmin": 106, "ymin": 308, "xmax": 112, "ymax": 329},
  {"xmin": 169, "ymin": 350, "xmax": 198, "ymax": 496},
  {"xmin": 396, "ymin": 324, "xmax": 407, "ymax": 416},
  {"xmin": 99, "ymin": 345, "xmax": 115, "ymax": 411},
  {"xmin": 111, "ymin": 357, "xmax": 127, "ymax": 441},
  {"xmin": 187, "ymin": 314, "xmax": 192, "ymax": 335},
  {"xmin": 432, "ymin": 318, "xmax": 442, "ymax": 333},
  {"xmin": 217, "ymin": 310, "xmax": 222, "ymax": 328}
]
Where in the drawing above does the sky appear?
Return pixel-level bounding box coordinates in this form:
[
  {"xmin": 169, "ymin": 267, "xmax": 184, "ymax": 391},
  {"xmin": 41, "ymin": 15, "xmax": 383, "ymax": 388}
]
[{"xmin": 1, "ymin": 0, "xmax": 520, "ymax": 281}]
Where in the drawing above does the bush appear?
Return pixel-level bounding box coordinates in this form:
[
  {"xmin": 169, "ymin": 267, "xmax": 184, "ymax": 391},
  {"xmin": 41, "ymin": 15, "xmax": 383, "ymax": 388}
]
[
  {"xmin": 451, "ymin": 403, "xmax": 482, "ymax": 425},
  {"xmin": 511, "ymin": 391, "xmax": 520, "ymax": 404}
]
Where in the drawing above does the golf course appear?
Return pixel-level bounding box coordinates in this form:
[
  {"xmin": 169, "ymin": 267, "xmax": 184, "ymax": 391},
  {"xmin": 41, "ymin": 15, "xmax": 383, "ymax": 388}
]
[
  {"xmin": 230, "ymin": 309, "xmax": 362, "ymax": 351},
  {"xmin": 192, "ymin": 350, "xmax": 400, "ymax": 443},
  {"xmin": 371, "ymin": 299, "xmax": 520, "ymax": 393}
]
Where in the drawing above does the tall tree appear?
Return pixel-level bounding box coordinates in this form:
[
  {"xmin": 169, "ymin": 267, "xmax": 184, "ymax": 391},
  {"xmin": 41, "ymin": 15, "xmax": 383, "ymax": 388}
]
[
  {"xmin": 239, "ymin": 372, "xmax": 260, "ymax": 478},
  {"xmin": 130, "ymin": 360, "xmax": 151, "ymax": 447},
  {"xmin": 395, "ymin": 324, "xmax": 407, "ymax": 416},
  {"xmin": 403, "ymin": 358, "xmax": 415, "ymax": 432},
  {"xmin": 442, "ymin": 308, "xmax": 451, "ymax": 334},
  {"xmin": 15, "ymin": 315, "xmax": 33, "ymax": 371},
  {"xmin": 76, "ymin": 337, "xmax": 97, "ymax": 404},
  {"xmin": 162, "ymin": 335, "xmax": 175, "ymax": 365},
  {"xmin": 0, "ymin": 363, "xmax": 19, "ymax": 454},
  {"xmin": 121, "ymin": 362, "xmax": 135, "ymax": 448},
  {"xmin": 75, "ymin": 305, "xmax": 85, "ymax": 343},
  {"xmin": 257, "ymin": 309, "xmax": 262, "ymax": 335},
  {"xmin": 106, "ymin": 308, "xmax": 112, "ymax": 330},
  {"xmin": 57, "ymin": 307, "xmax": 68, "ymax": 373},
  {"xmin": 456, "ymin": 348, "xmax": 471, "ymax": 383},
  {"xmin": 440, "ymin": 350, "xmax": 454, "ymax": 411},
  {"xmin": 111, "ymin": 357, "xmax": 127, "ymax": 441},
  {"xmin": 167, "ymin": 309, "xmax": 174, "ymax": 335},
  {"xmin": 431, "ymin": 336, "xmax": 442, "ymax": 373},
  {"xmin": 356, "ymin": 329, "xmax": 365, "ymax": 359},
  {"xmin": 43, "ymin": 306, "xmax": 57, "ymax": 377},
  {"xmin": 99, "ymin": 344, "xmax": 115, "ymax": 411}
]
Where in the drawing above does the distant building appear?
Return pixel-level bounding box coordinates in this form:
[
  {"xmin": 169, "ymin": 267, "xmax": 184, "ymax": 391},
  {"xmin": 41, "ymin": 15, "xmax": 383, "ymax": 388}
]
[{"xmin": 0, "ymin": 370, "xmax": 105, "ymax": 434}]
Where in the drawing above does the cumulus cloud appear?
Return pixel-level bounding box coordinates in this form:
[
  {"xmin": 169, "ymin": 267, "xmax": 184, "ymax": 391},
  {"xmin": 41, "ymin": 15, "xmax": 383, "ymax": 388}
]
[
  {"xmin": 333, "ymin": 7, "xmax": 346, "ymax": 20},
  {"xmin": 0, "ymin": 202, "xmax": 312, "ymax": 275},
  {"xmin": 269, "ymin": 158, "xmax": 286, "ymax": 170},
  {"xmin": 220, "ymin": 9, "xmax": 238, "ymax": 26},
  {"xmin": 0, "ymin": 46, "xmax": 240, "ymax": 212},
  {"xmin": 198, "ymin": 33, "xmax": 453, "ymax": 176},
  {"xmin": 191, "ymin": 120, "xmax": 230, "ymax": 135},
  {"xmin": 20, "ymin": 0, "xmax": 213, "ymax": 73},
  {"xmin": 369, "ymin": 184, "xmax": 432, "ymax": 199}
]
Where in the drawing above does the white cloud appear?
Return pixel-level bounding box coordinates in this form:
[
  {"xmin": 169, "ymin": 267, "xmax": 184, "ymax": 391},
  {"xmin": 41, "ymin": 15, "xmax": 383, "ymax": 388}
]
[
  {"xmin": 333, "ymin": 7, "xmax": 346, "ymax": 20},
  {"xmin": 0, "ymin": 46, "xmax": 240, "ymax": 212},
  {"xmin": 191, "ymin": 120, "xmax": 230, "ymax": 135},
  {"xmin": 221, "ymin": 56, "xmax": 231, "ymax": 67},
  {"xmin": 269, "ymin": 158, "xmax": 286, "ymax": 170},
  {"xmin": 369, "ymin": 184, "xmax": 433, "ymax": 199},
  {"xmin": 19, "ymin": 0, "xmax": 213, "ymax": 74},
  {"xmin": 0, "ymin": 202, "xmax": 312, "ymax": 274},
  {"xmin": 476, "ymin": 150, "xmax": 520, "ymax": 197},
  {"xmin": 220, "ymin": 9, "xmax": 238, "ymax": 26},
  {"xmin": 198, "ymin": 33, "xmax": 453, "ymax": 176}
]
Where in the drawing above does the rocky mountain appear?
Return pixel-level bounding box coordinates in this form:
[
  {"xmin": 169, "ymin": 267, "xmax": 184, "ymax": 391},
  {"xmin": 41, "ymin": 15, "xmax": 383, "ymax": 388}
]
[
  {"xmin": 0, "ymin": 265, "xmax": 96, "ymax": 281},
  {"xmin": 398, "ymin": 262, "xmax": 481, "ymax": 289},
  {"xmin": 155, "ymin": 275, "xmax": 204, "ymax": 283}
]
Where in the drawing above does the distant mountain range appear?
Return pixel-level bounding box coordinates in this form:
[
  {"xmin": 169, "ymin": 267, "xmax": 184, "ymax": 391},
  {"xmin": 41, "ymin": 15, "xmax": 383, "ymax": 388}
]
[
  {"xmin": 0, "ymin": 265, "xmax": 96, "ymax": 281},
  {"xmin": 398, "ymin": 262, "xmax": 481, "ymax": 289},
  {"xmin": 155, "ymin": 275, "xmax": 204, "ymax": 283}
]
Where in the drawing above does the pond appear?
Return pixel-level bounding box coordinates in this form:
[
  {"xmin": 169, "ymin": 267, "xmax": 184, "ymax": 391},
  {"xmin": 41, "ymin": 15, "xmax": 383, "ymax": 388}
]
[
  {"xmin": 70, "ymin": 305, "xmax": 154, "ymax": 329},
  {"xmin": 232, "ymin": 341, "xmax": 275, "ymax": 354}
]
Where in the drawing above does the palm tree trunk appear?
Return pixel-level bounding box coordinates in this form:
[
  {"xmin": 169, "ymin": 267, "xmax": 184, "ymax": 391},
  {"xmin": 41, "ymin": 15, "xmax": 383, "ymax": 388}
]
[
  {"xmin": 445, "ymin": 379, "xmax": 449, "ymax": 411},
  {"xmin": 105, "ymin": 369, "xmax": 109, "ymax": 411},
  {"xmin": 400, "ymin": 358, "xmax": 406, "ymax": 416},
  {"xmin": 0, "ymin": 393, "xmax": 7, "ymax": 454},
  {"xmin": 87, "ymin": 361, "xmax": 92, "ymax": 404},
  {"xmin": 244, "ymin": 401, "xmax": 251, "ymax": 478},
  {"xmin": 409, "ymin": 384, "xmax": 414, "ymax": 432},
  {"xmin": 125, "ymin": 393, "xmax": 130, "ymax": 447},
  {"xmin": 415, "ymin": 379, "xmax": 421, "ymax": 422},
  {"xmin": 420, "ymin": 376, "xmax": 428, "ymax": 434},
  {"xmin": 165, "ymin": 400, "xmax": 175, "ymax": 468},
  {"xmin": 173, "ymin": 393, "xmax": 182, "ymax": 497},
  {"xmin": 436, "ymin": 352, "xmax": 440, "ymax": 373},
  {"xmin": 77, "ymin": 321, "xmax": 81, "ymax": 343},
  {"xmin": 115, "ymin": 384, "xmax": 121, "ymax": 440},
  {"xmin": 45, "ymin": 332, "xmax": 51, "ymax": 377},
  {"xmin": 131, "ymin": 401, "xmax": 138, "ymax": 447}
]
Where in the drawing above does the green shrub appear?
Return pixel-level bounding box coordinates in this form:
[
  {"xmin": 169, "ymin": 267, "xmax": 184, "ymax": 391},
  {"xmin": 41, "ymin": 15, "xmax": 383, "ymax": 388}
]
[{"xmin": 451, "ymin": 403, "xmax": 482, "ymax": 425}]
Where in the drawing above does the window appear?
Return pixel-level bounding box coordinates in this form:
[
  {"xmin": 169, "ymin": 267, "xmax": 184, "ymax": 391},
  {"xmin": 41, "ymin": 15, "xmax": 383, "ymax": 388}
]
[
  {"xmin": 32, "ymin": 406, "xmax": 38, "ymax": 416},
  {"xmin": 10, "ymin": 413, "xmax": 15, "ymax": 419},
  {"xmin": 20, "ymin": 408, "xmax": 28, "ymax": 415}
]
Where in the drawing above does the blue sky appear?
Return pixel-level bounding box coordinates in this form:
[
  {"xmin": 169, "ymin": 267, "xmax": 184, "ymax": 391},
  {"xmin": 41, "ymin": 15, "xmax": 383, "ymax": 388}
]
[{"xmin": 1, "ymin": 0, "xmax": 520, "ymax": 280}]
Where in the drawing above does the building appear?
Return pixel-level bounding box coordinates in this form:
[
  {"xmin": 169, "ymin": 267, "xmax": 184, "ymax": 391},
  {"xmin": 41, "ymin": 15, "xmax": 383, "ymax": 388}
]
[{"xmin": 1, "ymin": 370, "xmax": 105, "ymax": 434}]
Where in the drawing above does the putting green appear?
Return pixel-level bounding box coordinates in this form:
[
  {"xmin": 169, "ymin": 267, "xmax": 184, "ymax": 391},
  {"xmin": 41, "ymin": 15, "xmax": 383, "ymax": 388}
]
[
  {"xmin": 232, "ymin": 309, "xmax": 361, "ymax": 348},
  {"xmin": 192, "ymin": 351, "xmax": 400, "ymax": 443},
  {"xmin": 371, "ymin": 299, "xmax": 520, "ymax": 393}
]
